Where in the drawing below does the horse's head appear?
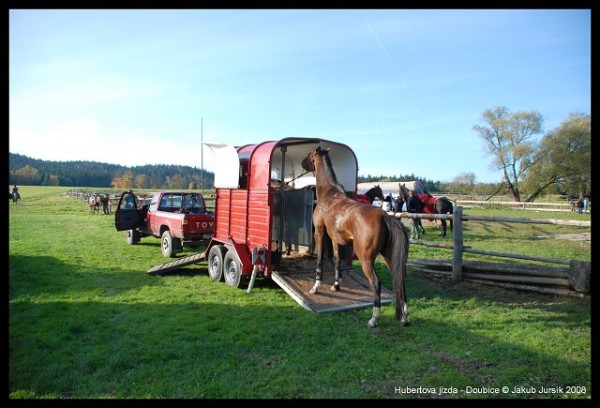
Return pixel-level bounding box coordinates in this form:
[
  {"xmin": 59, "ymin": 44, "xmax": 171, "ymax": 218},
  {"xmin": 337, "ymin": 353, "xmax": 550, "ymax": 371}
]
[
  {"xmin": 365, "ymin": 184, "xmax": 384, "ymax": 202},
  {"xmin": 374, "ymin": 185, "xmax": 384, "ymax": 201},
  {"xmin": 301, "ymin": 146, "xmax": 330, "ymax": 172},
  {"xmin": 398, "ymin": 183, "xmax": 410, "ymax": 200}
]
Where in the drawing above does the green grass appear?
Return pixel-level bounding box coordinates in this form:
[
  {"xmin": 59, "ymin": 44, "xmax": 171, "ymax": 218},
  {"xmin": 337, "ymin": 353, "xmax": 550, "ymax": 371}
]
[{"xmin": 9, "ymin": 186, "xmax": 591, "ymax": 399}]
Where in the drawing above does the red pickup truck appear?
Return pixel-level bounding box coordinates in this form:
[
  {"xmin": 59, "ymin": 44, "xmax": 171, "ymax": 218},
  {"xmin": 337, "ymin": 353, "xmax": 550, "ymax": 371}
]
[{"xmin": 114, "ymin": 191, "xmax": 214, "ymax": 257}]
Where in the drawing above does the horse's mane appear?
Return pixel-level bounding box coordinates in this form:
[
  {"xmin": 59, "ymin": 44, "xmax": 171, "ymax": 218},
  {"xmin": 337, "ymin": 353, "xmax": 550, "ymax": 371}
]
[{"xmin": 320, "ymin": 149, "xmax": 346, "ymax": 193}]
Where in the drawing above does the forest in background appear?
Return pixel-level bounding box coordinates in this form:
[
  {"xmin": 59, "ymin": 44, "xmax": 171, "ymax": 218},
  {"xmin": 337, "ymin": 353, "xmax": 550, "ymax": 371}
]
[
  {"xmin": 8, "ymin": 152, "xmax": 446, "ymax": 192},
  {"xmin": 8, "ymin": 153, "xmax": 214, "ymax": 190}
]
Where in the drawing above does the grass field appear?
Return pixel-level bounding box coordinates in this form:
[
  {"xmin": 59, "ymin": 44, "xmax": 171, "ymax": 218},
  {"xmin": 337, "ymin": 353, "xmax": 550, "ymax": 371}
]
[{"xmin": 8, "ymin": 186, "xmax": 591, "ymax": 399}]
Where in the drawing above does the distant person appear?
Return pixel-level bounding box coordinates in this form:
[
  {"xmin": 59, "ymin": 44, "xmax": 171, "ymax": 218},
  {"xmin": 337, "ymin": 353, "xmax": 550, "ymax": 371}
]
[
  {"xmin": 576, "ymin": 198, "xmax": 584, "ymax": 214},
  {"xmin": 569, "ymin": 198, "xmax": 576, "ymax": 212},
  {"xmin": 381, "ymin": 192, "xmax": 392, "ymax": 212},
  {"xmin": 583, "ymin": 196, "xmax": 590, "ymax": 214},
  {"xmin": 406, "ymin": 190, "xmax": 426, "ymax": 239},
  {"xmin": 102, "ymin": 193, "xmax": 110, "ymax": 214}
]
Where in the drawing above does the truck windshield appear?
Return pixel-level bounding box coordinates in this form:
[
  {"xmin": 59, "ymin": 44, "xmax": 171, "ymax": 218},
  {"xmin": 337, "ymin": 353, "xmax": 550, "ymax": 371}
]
[{"xmin": 182, "ymin": 194, "xmax": 204, "ymax": 212}]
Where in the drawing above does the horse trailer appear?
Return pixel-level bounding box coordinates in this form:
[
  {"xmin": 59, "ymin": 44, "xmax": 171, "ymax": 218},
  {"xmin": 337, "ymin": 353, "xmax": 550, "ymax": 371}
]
[{"xmin": 147, "ymin": 137, "xmax": 395, "ymax": 313}]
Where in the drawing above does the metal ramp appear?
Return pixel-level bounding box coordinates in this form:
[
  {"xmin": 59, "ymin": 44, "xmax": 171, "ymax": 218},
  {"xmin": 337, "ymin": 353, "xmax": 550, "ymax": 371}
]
[
  {"xmin": 146, "ymin": 252, "xmax": 395, "ymax": 314},
  {"xmin": 270, "ymin": 268, "xmax": 395, "ymax": 313},
  {"xmin": 146, "ymin": 252, "xmax": 206, "ymax": 275}
]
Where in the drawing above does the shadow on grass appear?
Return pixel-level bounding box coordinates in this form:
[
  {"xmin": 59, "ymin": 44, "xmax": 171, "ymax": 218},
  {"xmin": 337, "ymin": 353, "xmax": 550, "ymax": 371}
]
[
  {"xmin": 9, "ymin": 255, "xmax": 591, "ymax": 399},
  {"xmin": 9, "ymin": 295, "xmax": 590, "ymax": 399}
]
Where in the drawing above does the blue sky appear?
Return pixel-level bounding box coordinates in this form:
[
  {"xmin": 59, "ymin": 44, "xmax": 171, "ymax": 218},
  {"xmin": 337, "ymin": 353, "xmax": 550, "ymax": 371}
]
[{"xmin": 9, "ymin": 9, "xmax": 590, "ymax": 183}]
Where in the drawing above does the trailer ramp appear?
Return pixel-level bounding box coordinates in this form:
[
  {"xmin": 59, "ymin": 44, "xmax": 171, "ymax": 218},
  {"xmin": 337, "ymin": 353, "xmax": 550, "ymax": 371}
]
[
  {"xmin": 271, "ymin": 268, "xmax": 395, "ymax": 313},
  {"xmin": 146, "ymin": 252, "xmax": 206, "ymax": 275}
]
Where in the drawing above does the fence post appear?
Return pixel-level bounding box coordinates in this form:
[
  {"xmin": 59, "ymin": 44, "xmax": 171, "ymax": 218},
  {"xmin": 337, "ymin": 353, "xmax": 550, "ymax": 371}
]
[{"xmin": 452, "ymin": 206, "xmax": 463, "ymax": 283}]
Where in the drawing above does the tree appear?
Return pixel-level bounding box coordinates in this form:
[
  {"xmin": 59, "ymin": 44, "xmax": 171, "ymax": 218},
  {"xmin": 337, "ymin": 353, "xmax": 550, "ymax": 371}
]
[
  {"xmin": 473, "ymin": 106, "xmax": 543, "ymax": 201},
  {"xmin": 165, "ymin": 174, "xmax": 185, "ymax": 189},
  {"xmin": 13, "ymin": 165, "xmax": 41, "ymax": 185},
  {"xmin": 134, "ymin": 174, "xmax": 149, "ymax": 189},
  {"xmin": 521, "ymin": 113, "xmax": 591, "ymax": 200},
  {"xmin": 111, "ymin": 171, "xmax": 135, "ymax": 189}
]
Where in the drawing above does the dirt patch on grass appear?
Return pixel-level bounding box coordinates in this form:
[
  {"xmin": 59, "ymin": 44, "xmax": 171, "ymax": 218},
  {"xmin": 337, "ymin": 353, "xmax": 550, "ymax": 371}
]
[{"xmin": 535, "ymin": 232, "xmax": 590, "ymax": 241}]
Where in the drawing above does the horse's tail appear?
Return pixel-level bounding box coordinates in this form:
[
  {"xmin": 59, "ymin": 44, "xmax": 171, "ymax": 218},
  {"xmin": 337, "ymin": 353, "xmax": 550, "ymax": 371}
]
[{"xmin": 382, "ymin": 215, "xmax": 410, "ymax": 324}]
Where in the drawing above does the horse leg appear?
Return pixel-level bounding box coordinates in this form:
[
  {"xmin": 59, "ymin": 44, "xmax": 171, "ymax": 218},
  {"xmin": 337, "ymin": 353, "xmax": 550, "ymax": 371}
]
[
  {"xmin": 440, "ymin": 219, "xmax": 446, "ymax": 237},
  {"xmin": 410, "ymin": 219, "xmax": 420, "ymax": 240},
  {"xmin": 309, "ymin": 226, "xmax": 326, "ymax": 294},
  {"xmin": 360, "ymin": 259, "xmax": 381, "ymax": 328},
  {"xmin": 330, "ymin": 244, "xmax": 342, "ymax": 292}
]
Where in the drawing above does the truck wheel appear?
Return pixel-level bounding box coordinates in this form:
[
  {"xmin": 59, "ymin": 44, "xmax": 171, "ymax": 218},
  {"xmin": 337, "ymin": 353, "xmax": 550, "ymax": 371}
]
[
  {"xmin": 161, "ymin": 230, "xmax": 176, "ymax": 258},
  {"xmin": 127, "ymin": 229, "xmax": 140, "ymax": 245},
  {"xmin": 223, "ymin": 250, "xmax": 248, "ymax": 289},
  {"xmin": 207, "ymin": 245, "xmax": 225, "ymax": 282}
]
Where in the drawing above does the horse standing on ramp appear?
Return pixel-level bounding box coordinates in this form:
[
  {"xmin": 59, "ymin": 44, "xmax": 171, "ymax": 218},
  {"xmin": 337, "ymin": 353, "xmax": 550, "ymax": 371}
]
[{"xmin": 301, "ymin": 146, "xmax": 410, "ymax": 328}]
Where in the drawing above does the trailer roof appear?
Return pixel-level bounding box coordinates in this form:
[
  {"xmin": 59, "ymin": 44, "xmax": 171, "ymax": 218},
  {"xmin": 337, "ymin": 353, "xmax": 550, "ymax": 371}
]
[{"xmin": 207, "ymin": 137, "xmax": 358, "ymax": 192}]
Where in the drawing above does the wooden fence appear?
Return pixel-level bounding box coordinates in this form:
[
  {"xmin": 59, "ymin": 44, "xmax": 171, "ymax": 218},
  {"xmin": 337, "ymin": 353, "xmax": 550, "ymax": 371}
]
[
  {"xmin": 454, "ymin": 199, "xmax": 584, "ymax": 213},
  {"xmin": 390, "ymin": 207, "xmax": 591, "ymax": 298},
  {"xmin": 65, "ymin": 189, "xmax": 216, "ymax": 212}
]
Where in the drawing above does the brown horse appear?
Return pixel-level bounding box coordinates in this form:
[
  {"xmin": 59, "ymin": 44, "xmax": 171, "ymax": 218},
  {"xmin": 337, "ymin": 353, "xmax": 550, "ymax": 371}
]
[{"xmin": 301, "ymin": 146, "xmax": 410, "ymax": 328}]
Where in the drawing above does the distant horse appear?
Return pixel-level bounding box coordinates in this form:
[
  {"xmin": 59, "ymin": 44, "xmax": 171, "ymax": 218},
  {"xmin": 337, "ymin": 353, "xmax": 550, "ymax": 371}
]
[
  {"xmin": 10, "ymin": 191, "xmax": 20, "ymax": 205},
  {"xmin": 302, "ymin": 146, "xmax": 410, "ymax": 328},
  {"xmin": 354, "ymin": 184, "xmax": 384, "ymax": 205},
  {"xmin": 399, "ymin": 183, "xmax": 454, "ymax": 237},
  {"xmin": 88, "ymin": 194, "xmax": 102, "ymax": 214}
]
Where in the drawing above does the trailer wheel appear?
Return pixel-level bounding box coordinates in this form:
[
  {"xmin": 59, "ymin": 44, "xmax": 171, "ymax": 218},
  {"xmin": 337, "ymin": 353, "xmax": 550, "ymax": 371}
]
[
  {"xmin": 161, "ymin": 230, "xmax": 176, "ymax": 258},
  {"xmin": 207, "ymin": 245, "xmax": 225, "ymax": 282},
  {"xmin": 127, "ymin": 229, "xmax": 140, "ymax": 245},
  {"xmin": 223, "ymin": 250, "xmax": 247, "ymax": 289}
]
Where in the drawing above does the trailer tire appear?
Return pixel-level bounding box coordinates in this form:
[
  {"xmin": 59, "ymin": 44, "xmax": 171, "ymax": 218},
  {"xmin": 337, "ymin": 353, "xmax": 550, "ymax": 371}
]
[
  {"xmin": 127, "ymin": 229, "xmax": 140, "ymax": 245},
  {"xmin": 223, "ymin": 250, "xmax": 247, "ymax": 289},
  {"xmin": 207, "ymin": 245, "xmax": 225, "ymax": 282},
  {"xmin": 161, "ymin": 230, "xmax": 176, "ymax": 258}
]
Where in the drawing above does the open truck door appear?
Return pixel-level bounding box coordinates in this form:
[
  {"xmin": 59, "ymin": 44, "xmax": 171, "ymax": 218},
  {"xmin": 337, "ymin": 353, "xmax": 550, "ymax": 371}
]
[{"xmin": 114, "ymin": 191, "xmax": 141, "ymax": 231}]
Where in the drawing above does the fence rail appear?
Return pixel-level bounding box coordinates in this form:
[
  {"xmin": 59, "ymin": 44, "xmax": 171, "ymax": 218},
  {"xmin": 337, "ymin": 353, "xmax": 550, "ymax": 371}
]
[
  {"xmin": 453, "ymin": 199, "xmax": 587, "ymax": 213},
  {"xmin": 388, "ymin": 207, "xmax": 591, "ymax": 298}
]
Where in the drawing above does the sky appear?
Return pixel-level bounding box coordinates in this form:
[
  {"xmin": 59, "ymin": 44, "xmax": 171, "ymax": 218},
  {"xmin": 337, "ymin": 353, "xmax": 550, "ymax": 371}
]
[{"xmin": 9, "ymin": 8, "xmax": 591, "ymax": 184}]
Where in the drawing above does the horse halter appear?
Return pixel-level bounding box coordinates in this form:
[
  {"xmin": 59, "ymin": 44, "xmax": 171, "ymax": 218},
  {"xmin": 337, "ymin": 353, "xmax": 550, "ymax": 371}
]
[{"xmin": 302, "ymin": 146, "xmax": 330, "ymax": 173}]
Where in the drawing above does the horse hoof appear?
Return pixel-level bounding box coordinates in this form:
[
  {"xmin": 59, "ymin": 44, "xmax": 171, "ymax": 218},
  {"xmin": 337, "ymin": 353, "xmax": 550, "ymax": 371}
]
[
  {"xmin": 309, "ymin": 288, "xmax": 318, "ymax": 295},
  {"xmin": 368, "ymin": 319, "xmax": 378, "ymax": 328},
  {"xmin": 401, "ymin": 317, "xmax": 410, "ymax": 326},
  {"xmin": 330, "ymin": 284, "xmax": 340, "ymax": 291}
]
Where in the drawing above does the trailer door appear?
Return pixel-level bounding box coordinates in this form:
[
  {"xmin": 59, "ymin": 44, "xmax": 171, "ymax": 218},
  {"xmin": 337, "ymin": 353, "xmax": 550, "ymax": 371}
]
[{"xmin": 204, "ymin": 142, "xmax": 241, "ymax": 188}]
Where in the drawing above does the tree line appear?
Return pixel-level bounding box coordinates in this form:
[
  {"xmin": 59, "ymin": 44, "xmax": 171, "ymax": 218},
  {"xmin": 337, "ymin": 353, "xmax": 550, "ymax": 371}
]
[
  {"xmin": 9, "ymin": 109, "xmax": 590, "ymax": 200},
  {"xmin": 8, "ymin": 154, "xmax": 215, "ymax": 190}
]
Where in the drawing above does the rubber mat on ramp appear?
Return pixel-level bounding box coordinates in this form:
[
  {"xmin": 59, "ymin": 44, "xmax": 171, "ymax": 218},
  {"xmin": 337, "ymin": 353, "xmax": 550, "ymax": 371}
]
[{"xmin": 270, "ymin": 268, "xmax": 395, "ymax": 313}]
